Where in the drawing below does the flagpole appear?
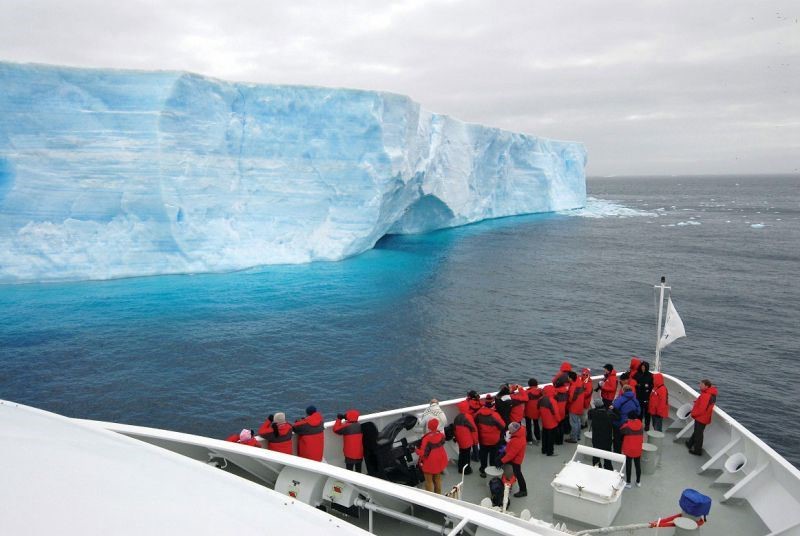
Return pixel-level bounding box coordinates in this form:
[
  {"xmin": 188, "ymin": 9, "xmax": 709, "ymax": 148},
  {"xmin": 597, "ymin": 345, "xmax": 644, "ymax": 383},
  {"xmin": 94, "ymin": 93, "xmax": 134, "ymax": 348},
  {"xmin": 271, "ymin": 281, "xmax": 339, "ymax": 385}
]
[{"xmin": 654, "ymin": 276, "xmax": 668, "ymax": 372}]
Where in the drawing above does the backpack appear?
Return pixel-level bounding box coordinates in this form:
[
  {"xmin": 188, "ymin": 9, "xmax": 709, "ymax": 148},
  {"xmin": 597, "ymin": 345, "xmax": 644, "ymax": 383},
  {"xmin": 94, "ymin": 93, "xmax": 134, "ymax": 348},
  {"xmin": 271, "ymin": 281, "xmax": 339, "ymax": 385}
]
[{"xmin": 489, "ymin": 477, "xmax": 510, "ymax": 508}]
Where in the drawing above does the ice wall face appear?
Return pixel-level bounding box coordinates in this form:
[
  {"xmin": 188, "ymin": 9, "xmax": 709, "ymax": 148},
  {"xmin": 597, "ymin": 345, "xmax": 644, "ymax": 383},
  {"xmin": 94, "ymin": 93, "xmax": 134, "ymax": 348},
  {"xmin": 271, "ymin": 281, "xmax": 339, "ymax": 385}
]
[{"xmin": 0, "ymin": 63, "xmax": 586, "ymax": 282}]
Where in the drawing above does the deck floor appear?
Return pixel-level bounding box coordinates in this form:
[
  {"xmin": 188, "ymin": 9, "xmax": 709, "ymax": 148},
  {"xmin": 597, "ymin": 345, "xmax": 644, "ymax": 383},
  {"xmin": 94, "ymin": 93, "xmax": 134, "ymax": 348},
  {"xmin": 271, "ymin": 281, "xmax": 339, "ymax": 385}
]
[{"xmin": 429, "ymin": 424, "xmax": 769, "ymax": 535}]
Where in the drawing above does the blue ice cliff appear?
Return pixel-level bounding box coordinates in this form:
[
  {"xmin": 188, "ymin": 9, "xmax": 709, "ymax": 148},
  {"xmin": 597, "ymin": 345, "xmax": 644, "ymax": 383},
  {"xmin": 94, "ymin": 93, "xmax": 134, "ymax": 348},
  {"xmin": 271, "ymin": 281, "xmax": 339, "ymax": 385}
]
[{"xmin": 0, "ymin": 62, "xmax": 586, "ymax": 282}]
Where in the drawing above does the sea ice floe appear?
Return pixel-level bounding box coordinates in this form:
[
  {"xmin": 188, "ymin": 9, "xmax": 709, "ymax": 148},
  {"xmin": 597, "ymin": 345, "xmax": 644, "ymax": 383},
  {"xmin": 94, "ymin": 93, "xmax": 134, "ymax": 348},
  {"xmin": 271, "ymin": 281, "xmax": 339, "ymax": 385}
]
[{"xmin": 558, "ymin": 197, "xmax": 651, "ymax": 218}]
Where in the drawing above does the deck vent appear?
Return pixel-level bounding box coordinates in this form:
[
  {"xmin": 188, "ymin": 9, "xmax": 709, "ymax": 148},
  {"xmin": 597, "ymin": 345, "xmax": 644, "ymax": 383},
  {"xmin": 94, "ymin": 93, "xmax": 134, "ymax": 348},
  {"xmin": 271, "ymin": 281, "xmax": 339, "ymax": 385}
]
[
  {"xmin": 676, "ymin": 403, "xmax": 693, "ymax": 420},
  {"xmin": 724, "ymin": 453, "xmax": 747, "ymax": 473}
]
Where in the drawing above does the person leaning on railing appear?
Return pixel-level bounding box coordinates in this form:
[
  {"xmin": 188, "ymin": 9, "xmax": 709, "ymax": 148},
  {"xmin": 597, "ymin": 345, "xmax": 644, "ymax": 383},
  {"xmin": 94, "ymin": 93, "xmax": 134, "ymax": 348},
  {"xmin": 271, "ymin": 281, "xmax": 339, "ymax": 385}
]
[{"xmin": 686, "ymin": 379, "xmax": 717, "ymax": 456}]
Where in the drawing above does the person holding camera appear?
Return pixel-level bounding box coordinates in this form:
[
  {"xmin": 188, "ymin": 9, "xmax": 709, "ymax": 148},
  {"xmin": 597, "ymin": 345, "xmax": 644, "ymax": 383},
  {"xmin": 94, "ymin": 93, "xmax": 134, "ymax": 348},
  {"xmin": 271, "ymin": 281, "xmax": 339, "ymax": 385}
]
[
  {"xmin": 293, "ymin": 406, "xmax": 325, "ymax": 462},
  {"xmin": 258, "ymin": 412, "xmax": 294, "ymax": 455},
  {"xmin": 333, "ymin": 409, "xmax": 363, "ymax": 472}
]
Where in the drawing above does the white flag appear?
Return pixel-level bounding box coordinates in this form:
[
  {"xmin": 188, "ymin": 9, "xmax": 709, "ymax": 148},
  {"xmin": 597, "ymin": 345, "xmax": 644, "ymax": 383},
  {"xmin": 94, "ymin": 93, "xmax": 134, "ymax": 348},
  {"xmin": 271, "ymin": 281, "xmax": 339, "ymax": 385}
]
[{"xmin": 659, "ymin": 297, "xmax": 686, "ymax": 351}]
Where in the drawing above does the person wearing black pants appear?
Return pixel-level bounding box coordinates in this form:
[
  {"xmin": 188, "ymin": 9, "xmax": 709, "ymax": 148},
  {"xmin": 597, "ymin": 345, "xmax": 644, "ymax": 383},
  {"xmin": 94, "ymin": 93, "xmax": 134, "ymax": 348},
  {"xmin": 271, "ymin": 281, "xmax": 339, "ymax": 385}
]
[
  {"xmin": 500, "ymin": 422, "xmax": 528, "ymax": 497},
  {"xmin": 588, "ymin": 404, "xmax": 614, "ymax": 470},
  {"xmin": 634, "ymin": 361, "xmax": 654, "ymax": 431},
  {"xmin": 539, "ymin": 385, "xmax": 559, "ymax": 456},
  {"xmin": 525, "ymin": 378, "xmax": 542, "ymax": 444},
  {"xmin": 621, "ymin": 411, "xmax": 644, "ymax": 488},
  {"xmin": 525, "ymin": 416, "xmax": 541, "ymax": 443},
  {"xmin": 625, "ymin": 456, "xmax": 641, "ymax": 487},
  {"xmin": 474, "ymin": 396, "xmax": 506, "ymax": 477},
  {"xmin": 479, "ymin": 444, "xmax": 498, "ymax": 472},
  {"xmin": 686, "ymin": 379, "xmax": 718, "ymax": 456},
  {"xmin": 346, "ymin": 461, "xmax": 362, "ymax": 473},
  {"xmin": 687, "ymin": 421, "xmax": 706, "ymax": 454}
]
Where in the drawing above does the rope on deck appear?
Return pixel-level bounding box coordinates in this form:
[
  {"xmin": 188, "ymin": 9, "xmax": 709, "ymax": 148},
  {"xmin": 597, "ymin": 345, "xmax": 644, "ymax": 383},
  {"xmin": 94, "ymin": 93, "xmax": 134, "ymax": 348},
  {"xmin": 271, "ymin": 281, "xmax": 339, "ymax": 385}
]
[{"xmin": 573, "ymin": 522, "xmax": 652, "ymax": 535}]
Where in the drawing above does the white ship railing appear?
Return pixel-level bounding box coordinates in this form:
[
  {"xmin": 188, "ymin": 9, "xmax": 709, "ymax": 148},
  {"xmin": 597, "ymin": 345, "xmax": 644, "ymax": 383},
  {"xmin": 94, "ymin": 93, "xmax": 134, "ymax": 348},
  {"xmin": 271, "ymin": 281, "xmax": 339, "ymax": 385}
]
[{"xmin": 85, "ymin": 420, "xmax": 565, "ymax": 535}]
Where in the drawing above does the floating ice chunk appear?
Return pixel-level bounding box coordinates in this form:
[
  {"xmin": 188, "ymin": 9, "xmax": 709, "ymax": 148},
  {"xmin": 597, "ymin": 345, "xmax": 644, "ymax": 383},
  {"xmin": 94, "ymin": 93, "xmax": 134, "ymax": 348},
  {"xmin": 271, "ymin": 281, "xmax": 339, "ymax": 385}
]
[
  {"xmin": 750, "ymin": 223, "xmax": 765, "ymax": 229},
  {"xmin": 559, "ymin": 197, "xmax": 650, "ymax": 218}
]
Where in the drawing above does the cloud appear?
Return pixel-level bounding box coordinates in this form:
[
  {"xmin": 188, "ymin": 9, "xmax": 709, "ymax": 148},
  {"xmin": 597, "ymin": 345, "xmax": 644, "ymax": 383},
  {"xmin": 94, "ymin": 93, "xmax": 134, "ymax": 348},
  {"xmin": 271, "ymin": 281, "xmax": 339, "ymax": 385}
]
[{"xmin": 0, "ymin": 0, "xmax": 797, "ymax": 174}]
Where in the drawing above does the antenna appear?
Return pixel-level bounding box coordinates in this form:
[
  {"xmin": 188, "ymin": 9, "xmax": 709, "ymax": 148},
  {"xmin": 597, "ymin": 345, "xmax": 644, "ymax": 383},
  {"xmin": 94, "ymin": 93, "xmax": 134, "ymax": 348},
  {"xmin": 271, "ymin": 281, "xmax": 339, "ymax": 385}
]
[{"xmin": 654, "ymin": 276, "xmax": 671, "ymax": 372}]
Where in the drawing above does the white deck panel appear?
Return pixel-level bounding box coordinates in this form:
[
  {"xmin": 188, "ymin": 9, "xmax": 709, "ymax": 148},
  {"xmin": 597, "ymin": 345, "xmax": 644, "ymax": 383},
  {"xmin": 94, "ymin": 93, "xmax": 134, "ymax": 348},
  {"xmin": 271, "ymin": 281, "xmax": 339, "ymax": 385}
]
[{"xmin": 0, "ymin": 400, "xmax": 367, "ymax": 536}]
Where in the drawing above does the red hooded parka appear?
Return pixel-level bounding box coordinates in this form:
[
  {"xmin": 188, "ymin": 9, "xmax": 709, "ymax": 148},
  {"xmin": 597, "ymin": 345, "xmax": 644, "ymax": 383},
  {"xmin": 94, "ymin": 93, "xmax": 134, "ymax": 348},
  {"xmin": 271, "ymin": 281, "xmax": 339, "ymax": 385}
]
[
  {"xmin": 333, "ymin": 409, "xmax": 364, "ymax": 463},
  {"xmin": 454, "ymin": 401, "xmax": 478, "ymax": 449},
  {"xmin": 501, "ymin": 426, "xmax": 527, "ymax": 465},
  {"xmin": 416, "ymin": 418, "xmax": 448, "ymax": 474},
  {"xmin": 691, "ymin": 384, "xmax": 718, "ymax": 425},
  {"xmin": 648, "ymin": 373, "xmax": 669, "ymax": 418},
  {"xmin": 293, "ymin": 411, "xmax": 325, "ymax": 462}
]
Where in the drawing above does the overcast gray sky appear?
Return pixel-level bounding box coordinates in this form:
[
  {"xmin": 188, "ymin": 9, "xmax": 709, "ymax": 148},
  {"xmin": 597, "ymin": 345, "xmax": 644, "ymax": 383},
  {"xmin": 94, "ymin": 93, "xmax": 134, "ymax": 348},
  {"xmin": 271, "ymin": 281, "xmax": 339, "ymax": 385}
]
[{"xmin": 1, "ymin": 0, "xmax": 797, "ymax": 176}]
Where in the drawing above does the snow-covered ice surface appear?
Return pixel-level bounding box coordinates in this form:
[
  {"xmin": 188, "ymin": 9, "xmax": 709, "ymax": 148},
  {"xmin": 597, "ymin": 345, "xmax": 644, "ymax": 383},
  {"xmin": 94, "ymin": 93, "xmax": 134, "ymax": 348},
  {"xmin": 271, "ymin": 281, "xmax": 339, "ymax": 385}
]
[{"xmin": 0, "ymin": 63, "xmax": 586, "ymax": 283}]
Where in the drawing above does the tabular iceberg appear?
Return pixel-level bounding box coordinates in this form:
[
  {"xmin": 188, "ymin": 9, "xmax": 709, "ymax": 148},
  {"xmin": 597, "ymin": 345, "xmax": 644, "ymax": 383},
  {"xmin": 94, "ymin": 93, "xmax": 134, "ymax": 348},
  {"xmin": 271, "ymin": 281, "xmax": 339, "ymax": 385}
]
[{"xmin": 0, "ymin": 62, "xmax": 586, "ymax": 283}]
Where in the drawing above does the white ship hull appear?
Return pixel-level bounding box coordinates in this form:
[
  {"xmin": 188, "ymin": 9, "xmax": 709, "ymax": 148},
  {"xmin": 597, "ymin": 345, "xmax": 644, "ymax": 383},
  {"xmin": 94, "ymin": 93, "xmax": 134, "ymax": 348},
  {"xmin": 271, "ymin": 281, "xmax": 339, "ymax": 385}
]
[{"xmin": 4, "ymin": 373, "xmax": 799, "ymax": 535}]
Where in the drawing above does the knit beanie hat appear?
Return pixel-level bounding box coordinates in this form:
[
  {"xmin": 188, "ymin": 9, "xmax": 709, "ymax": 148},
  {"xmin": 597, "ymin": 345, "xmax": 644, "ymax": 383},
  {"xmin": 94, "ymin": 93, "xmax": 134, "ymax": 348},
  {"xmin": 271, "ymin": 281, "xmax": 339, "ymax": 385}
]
[
  {"xmin": 273, "ymin": 412, "xmax": 286, "ymax": 424},
  {"xmin": 306, "ymin": 405, "xmax": 317, "ymax": 416}
]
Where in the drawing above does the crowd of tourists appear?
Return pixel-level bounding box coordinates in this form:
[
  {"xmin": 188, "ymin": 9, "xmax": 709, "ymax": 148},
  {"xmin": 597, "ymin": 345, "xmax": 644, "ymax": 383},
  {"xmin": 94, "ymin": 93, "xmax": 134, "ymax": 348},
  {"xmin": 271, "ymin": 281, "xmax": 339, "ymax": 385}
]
[{"xmin": 225, "ymin": 357, "xmax": 718, "ymax": 498}]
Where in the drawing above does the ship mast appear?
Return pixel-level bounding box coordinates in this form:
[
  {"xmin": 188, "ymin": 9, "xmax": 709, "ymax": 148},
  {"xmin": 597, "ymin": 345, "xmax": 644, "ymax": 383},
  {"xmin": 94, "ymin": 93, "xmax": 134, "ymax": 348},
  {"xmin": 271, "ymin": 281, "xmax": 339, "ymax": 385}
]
[{"xmin": 654, "ymin": 276, "xmax": 670, "ymax": 372}]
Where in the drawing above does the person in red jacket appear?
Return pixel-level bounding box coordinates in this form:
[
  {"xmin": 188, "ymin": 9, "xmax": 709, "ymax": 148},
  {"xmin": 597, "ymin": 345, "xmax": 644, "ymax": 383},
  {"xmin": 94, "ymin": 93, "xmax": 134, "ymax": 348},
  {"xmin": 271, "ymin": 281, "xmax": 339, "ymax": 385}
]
[
  {"xmin": 539, "ymin": 385, "xmax": 559, "ymax": 456},
  {"xmin": 416, "ymin": 418, "xmax": 448, "ymax": 494},
  {"xmin": 258, "ymin": 412, "xmax": 294, "ymax": 455},
  {"xmin": 599, "ymin": 364, "xmax": 618, "ymax": 409},
  {"xmin": 686, "ymin": 379, "xmax": 717, "ymax": 456},
  {"xmin": 619, "ymin": 371, "xmax": 637, "ymax": 395},
  {"xmin": 475, "ymin": 395, "xmax": 506, "ymax": 477},
  {"xmin": 553, "ymin": 361, "xmax": 572, "ymax": 385},
  {"xmin": 628, "ymin": 357, "xmax": 642, "ymax": 379},
  {"xmin": 648, "ymin": 373, "xmax": 669, "ymax": 432},
  {"xmin": 226, "ymin": 428, "xmax": 261, "ymax": 448},
  {"xmin": 553, "ymin": 375, "xmax": 570, "ymax": 445},
  {"xmin": 293, "ymin": 406, "xmax": 324, "ymax": 462},
  {"xmin": 581, "ymin": 368, "xmax": 593, "ymax": 426},
  {"xmin": 499, "ymin": 422, "xmax": 528, "ymax": 497},
  {"xmin": 454, "ymin": 400, "xmax": 479, "ymax": 475},
  {"xmin": 333, "ymin": 409, "xmax": 364, "ymax": 472},
  {"xmin": 525, "ymin": 378, "xmax": 542, "ymax": 444},
  {"xmin": 620, "ymin": 411, "xmax": 644, "ymax": 488},
  {"xmin": 466, "ymin": 390, "xmax": 483, "ymax": 416},
  {"xmin": 508, "ymin": 384, "xmax": 528, "ymax": 424},
  {"xmin": 566, "ymin": 371, "xmax": 585, "ymax": 443}
]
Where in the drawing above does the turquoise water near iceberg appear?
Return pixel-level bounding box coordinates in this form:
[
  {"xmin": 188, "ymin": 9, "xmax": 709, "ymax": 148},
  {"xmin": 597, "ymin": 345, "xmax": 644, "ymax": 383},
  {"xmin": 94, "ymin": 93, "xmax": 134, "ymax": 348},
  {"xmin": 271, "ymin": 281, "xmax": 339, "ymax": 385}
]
[{"xmin": 1, "ymin": 175, "xmax": 798, "ymax": 468}]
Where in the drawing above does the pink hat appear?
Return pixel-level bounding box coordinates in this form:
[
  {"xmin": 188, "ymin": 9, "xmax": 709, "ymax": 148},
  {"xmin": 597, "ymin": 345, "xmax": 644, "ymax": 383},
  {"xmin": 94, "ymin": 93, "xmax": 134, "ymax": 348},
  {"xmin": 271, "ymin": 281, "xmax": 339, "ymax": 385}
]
[{"xmin": 239, "ymin": 429, "xmax": 252, "ymax": 442}]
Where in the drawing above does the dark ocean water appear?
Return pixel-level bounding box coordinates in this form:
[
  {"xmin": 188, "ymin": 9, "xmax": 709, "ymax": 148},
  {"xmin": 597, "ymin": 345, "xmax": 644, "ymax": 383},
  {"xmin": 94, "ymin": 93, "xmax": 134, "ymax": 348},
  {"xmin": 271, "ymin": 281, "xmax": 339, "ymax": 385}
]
[{"xmin": 1, "ymin": 174, "xmax": 798, "ymax": 467}]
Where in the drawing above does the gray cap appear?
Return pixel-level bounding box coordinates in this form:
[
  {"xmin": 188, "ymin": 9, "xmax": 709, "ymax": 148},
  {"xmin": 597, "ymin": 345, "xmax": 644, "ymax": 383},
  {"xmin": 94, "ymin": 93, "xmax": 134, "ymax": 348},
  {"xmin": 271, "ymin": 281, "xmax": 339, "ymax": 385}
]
[{"xmin": 273, "ymin": 412, "xmax": 286, "ymax": 424}]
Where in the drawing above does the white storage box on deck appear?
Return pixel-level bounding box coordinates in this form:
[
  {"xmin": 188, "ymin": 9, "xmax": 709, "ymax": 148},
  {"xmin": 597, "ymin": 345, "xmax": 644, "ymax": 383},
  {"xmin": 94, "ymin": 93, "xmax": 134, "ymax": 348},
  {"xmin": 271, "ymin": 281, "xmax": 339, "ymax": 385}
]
[{"xmin": 551, "ymin": 445, "xmax": 626, "ymax": 527}]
